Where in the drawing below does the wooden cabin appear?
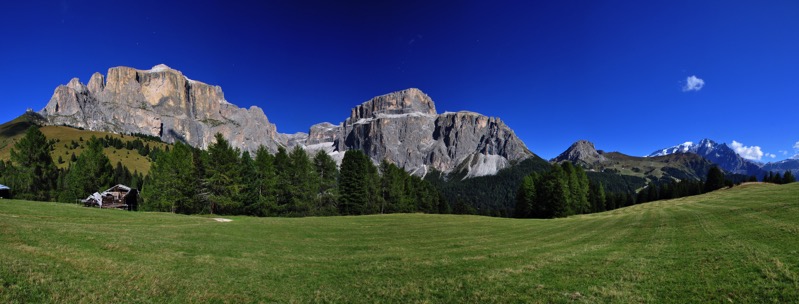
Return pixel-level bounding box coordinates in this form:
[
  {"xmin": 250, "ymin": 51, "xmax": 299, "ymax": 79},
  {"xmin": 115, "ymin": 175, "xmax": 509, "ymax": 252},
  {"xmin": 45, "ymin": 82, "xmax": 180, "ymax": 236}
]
[{"xmin": 82, "ymin": 184, "xmax": 138, "ymax": 211}]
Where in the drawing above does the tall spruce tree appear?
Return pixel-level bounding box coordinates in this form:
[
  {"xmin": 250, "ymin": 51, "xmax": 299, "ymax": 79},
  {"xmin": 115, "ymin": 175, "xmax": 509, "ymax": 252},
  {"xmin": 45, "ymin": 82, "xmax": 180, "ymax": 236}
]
[
  {"xmin": 380, "ymin": 160, "xmax": 407, "ymax": 213},
  {"xmin": 339, "ymin": 150, "xmax": 370, "ymax": 215},
  {"xmin": 705, "ymin": 166, "xmax": 726, "ymax": 192},
  {"xmin": 141, "ymin": 141, "xmax": 197, "ymax": 213},
  {"xmin": 783, "ymin": 171, "xmax": 796, "ymax": 184},
  {"xmin": 8, "ymin": 127, "xmax": 58, "ymax": 201},
  {"xmin": 287, "ymin": 146, "xmax": 316, "ymax": 216},
  {"xmin": 314, "ymin": 151, "xmax": 339, "ymax": 215},
  {"xmin": 60, "ymin": 136, "xmax": 113, "ymax": 203},
  {"xmin": 251, "ymin": 146, "xmax": 277, "ymax": 216},
  {"xmin": 206, "ymin": 133, "xmax": 242, "ymax": 214},
  {"xmin": 273, "ymin": 146, "xmax": 292, "ymax": 214},
  {"xmin": 238, "ymin": 151, "xmax": 260, "ymax": 215}
]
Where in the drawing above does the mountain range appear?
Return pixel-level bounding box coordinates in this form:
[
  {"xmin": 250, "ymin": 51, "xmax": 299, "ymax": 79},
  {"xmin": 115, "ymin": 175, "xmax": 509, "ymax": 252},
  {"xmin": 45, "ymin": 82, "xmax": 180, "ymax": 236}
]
[
  {"xmin": 647, "ymin": 139, "xmax": 798, "ymax": 177},
  {"xmin": 550, "ymin": 140, "xmax": 716, "ymax": 192},
  {"xmin": 38, "ymin": 64, "xmax": 532, "ymax": 178},
  {"xmin": 26, "ymin": 64, "xmax": 799, "ymax": 181}
]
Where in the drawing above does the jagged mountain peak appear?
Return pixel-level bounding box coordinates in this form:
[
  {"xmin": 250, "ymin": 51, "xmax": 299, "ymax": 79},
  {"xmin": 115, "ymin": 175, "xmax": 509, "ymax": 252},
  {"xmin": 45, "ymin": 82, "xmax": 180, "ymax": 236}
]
[
  {"xmin": 551, "ymin": 140, "xmax": 605, "ymax": 165},
  {"xmin": 348, "ymin": 88, "xmax": 437, "ymax": 123},
  {"xmin": 648, "ymin": 138, "xmax": 763, "ymax": 176},
  {"xmin": 148, "ymin": 64, "xmax": 174, "ymax": 72}
]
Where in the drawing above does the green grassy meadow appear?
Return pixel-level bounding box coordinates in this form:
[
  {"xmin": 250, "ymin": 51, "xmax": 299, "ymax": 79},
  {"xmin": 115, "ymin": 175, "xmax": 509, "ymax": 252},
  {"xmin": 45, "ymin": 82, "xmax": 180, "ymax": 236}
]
[{"xmin": 1, "ymin": 183, "xmax": 798, "ymax": 303}]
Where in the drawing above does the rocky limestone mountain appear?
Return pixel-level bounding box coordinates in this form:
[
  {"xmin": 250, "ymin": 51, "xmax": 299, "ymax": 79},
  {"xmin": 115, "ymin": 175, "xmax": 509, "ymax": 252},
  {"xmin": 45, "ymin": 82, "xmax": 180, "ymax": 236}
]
[
  {"xmin": 327, "ymin": 88, "xmax": 533, "ymax": 177},
  {"xmin": 647, "ymin": 139, "xmax": 763, "ymax": 176},
  {"xmin": 40, "ymin": 64, "xmax": 283, "ymax": 153},
  {"xmin": 550, "ymin": 140, "xmax": 606, "ymax": 166},
  {"xmin": 39, "ymin": 65, "xmax": 533, "ymax": 178}
]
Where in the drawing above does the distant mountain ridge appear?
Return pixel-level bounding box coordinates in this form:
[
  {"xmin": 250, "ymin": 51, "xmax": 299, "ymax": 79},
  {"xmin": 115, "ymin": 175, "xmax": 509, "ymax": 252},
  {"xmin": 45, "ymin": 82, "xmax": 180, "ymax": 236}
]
[
  {"xmin": 38, "ymin": 64, "xmax": 533, "ymax": 177},
  {"xmin": 647, "ymin": 139, "xmax": 763, "ymax": 176},
  {"xmin": 552, "ymin": 140, "xmax": 715, "ymax": 187}
]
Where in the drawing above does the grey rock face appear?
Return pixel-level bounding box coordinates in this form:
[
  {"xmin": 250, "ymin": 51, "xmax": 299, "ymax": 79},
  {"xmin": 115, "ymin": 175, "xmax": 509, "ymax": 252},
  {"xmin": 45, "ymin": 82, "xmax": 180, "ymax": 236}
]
[
  {"xmin": 307, "ymin": 122, "xmax": 340, "ymax": 145},
  {"xmin": 40, "ymin": 64, "xmax": 282, "ymax": 153},
  {"xmin": 336, "ymin": 89, "xmax": 533, "ymax": 177},
  {"xmin": 39, "ymin": 66, "xmax": 532, "ymax": 178},
  {"xmin": 551, "ymin": 140, "xmax": 606, "ymax": 166}
]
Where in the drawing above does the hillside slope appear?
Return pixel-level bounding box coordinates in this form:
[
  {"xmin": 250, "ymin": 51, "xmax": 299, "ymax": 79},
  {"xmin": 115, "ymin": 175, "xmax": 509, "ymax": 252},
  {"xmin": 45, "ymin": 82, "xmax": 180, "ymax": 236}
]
[
  {"xmin": 1, "ymin": 183, "xmax": 797, "ymax": 302},
  {"xmin": 0, "ymin": 113, "xmax": 168, "ymax": 174}
]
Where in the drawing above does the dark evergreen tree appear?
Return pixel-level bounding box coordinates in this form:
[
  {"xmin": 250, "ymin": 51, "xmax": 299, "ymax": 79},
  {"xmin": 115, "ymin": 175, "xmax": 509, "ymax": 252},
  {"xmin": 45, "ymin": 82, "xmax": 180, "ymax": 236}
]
[
  {"xmin": 314, "ymin": 151, "xmax": 339, "ymax": 215},
  {"xmin": 60, "ymin": 136, "xmax": 113, "ymax": 203},
  {"xmin": 250, "ymin": 146, "xmax": 277, "ymax": 216},
  {"xmin": 380, "ymin": 160, "xmax": 407, "ymax": 213},
  {"xmin": 338, "ymin": 150, "xmax": 370, "ymax": 215},
  {"xmin": 273, "ymin": 146, "xmax": 292, "ymax": 213},
  {"xmin": 588, "ymin": 181, "xmax": 606, "ymax": 213},
  {"xmin": 8, "ymin": 127, "xmax": 58, "ymax": 201},
  {"xmin": 140, "ymin": 141, "xmax": 197, "ymax": 213},
  {"xmin": 514, "ymin": 174, "xmax": 536, "ymax": 218},
  {"xmin": 704, "ymin": 166, "xmax": 726, "ymax": 192},
  {"xmin": 206, "ymin": 133, "xmax": 242, "ymax": 214},
  {"xmin": 783, "ymin": 171, "xmax": 796, "ymax": 184},
  {"xmin": 287, "ymin": 146, "xmax": 316, "ymax": 216},
  {"xmin": 238, "ymin": 151, "xmax": 260, "ymax": 215}
]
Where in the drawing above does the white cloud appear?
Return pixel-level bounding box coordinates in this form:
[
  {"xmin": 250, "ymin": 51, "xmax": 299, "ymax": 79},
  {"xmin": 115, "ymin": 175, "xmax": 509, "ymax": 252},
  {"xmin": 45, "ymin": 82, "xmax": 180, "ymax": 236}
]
[
  {"xmin": 794, "ymin": 141, "xmax": 799, "ymax": 151},
  {"xmin": 730, "ymin": 140, "xmax": 765, "ymax": 161},
  {"xmin": 767, "ymin": 153, "xmax": 776, "ymax": 159},
  {"xmin": 780, "ymin": 150, "xmax": 789, "ymax": 156},
  {"xmin": 682, "ymin": 75, "xmax": 705, "ymax": 92}
]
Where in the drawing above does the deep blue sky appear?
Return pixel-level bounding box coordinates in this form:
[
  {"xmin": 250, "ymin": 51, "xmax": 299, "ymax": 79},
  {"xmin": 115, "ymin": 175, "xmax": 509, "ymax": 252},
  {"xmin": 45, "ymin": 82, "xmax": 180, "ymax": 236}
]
[{"xmin": 1, "ymin": 1, "xmax": 797, "ymax": 161}]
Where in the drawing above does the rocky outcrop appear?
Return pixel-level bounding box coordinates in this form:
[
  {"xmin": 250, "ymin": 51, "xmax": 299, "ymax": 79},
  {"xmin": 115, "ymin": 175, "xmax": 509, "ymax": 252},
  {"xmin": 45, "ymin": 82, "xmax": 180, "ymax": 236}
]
[
  {"xmin": 40, "ymin": 64, "xmax": 283, "ymax": 153},
  {"xmin": 335, "ymin": 88, "xmax": 533, "ymax": 177},
  {"xmin": 39, "ymin": 65, "xmax": 533, "ymax": 178},
  {"xmin": 551, "ymin": 140, "xmax": 606, "ymax": 166}
]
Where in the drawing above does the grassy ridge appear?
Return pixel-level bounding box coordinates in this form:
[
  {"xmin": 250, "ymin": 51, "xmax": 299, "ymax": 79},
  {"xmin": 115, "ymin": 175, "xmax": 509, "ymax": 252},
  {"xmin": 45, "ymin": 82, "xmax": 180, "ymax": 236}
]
[
  {"xmin": 0, "ymin": 115, "xmax": 167, "ymax": 174},
  {"xmin": 1, "ymin": 183, "xmax": 798, "ymax": 303}
]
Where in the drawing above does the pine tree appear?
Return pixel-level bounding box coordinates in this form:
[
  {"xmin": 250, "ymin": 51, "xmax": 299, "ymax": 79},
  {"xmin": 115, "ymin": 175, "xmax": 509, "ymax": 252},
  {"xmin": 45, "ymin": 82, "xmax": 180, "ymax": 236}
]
[
  {"xmin": 514, "ymin": 174, "xmax": 536, "ymax": 218},
  {"xmin": 287, "ymin": 146, "xmax": 316, "ymax": 216},
  {"xmin": 273, "ymin": 146, "xmax": 291, "ymax": 214},
  {"xmin": 9, "ymin": 127, "xmax": 58, "ymax": 201},
  {"xmin": 783, "ymin": 171, "xmax": 796, "ymax": 184},
  {"xmin": 206, "ymin": 133, "xmax": 242, "ymax": 214},
  {"xmin": 61, "ymin": 136, "xmax": 113, "ymax": 203},
  {"xmin": 238, "ymin": 151, "xmax": 260, "ymax": 215},
  {"xmin": 140, "ymin": 142, "xmax": 197, "ymax": 213},
  {"xmin": 339, "ymin": 150, "xmax": 370, "ymax": 215},
  {"xmin": 314, "ymin": 151, "xmax": 339, "ymax": 215},
  {"xmin": 705, "ymin": 166, "xmax": 726, "ymax": 192},
  {"xmin": 380, "ymin": 160, "xmax": 407, "ymax": 213},
  {"xmin": 251, "ymin": 146, "xmax": 277, "ymax": 216}
]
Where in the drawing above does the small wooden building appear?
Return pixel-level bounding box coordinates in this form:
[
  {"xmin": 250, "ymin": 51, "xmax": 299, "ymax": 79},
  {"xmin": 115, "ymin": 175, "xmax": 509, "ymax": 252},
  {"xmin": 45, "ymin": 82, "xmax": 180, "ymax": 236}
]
[{"xmin": 82, "ymin": 184, "xmax": 138, "ymax": 211}]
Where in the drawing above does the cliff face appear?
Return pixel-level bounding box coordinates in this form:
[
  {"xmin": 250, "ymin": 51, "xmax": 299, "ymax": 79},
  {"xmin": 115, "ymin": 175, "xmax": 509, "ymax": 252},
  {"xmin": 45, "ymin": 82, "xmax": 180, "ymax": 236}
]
[
  {"xmin": 40, "ymin": 65, "xmax": 533, "ymax": 177},
  {"xmin": 333, "ymin": 88, "xmax": 533, "ymax": 177},
  {"xmin": 40, "ymin": 64, "xmax": 282, "ymax": 153}
]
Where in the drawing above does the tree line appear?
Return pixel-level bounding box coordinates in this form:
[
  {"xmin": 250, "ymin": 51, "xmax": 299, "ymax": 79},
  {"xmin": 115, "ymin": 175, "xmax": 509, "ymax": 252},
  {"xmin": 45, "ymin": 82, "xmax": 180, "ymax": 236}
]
[
  {"xmin": 762, "ymin": 170, "xmax": 795, "ymax": 184},
  {"xmin": 0, "ymin": 127, "xmax": 147, "ymax": 202},
  {"xmin": 517, "ymin": 163, "xmax": 796, "ymax": 219},
  {"xmin": 139, "ymin": 133, "xmax": 446, "ymax": 216},
  {"xmin": 0, "ymin": 128, "xmax": 446, "ymax": 217}
]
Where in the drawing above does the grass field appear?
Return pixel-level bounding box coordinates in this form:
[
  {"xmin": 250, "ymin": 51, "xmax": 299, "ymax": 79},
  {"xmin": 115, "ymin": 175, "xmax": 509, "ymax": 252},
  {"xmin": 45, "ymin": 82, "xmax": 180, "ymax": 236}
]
[{"xmin": 1, "ymin": 183, "xmax": 798, "ymax": 303}]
